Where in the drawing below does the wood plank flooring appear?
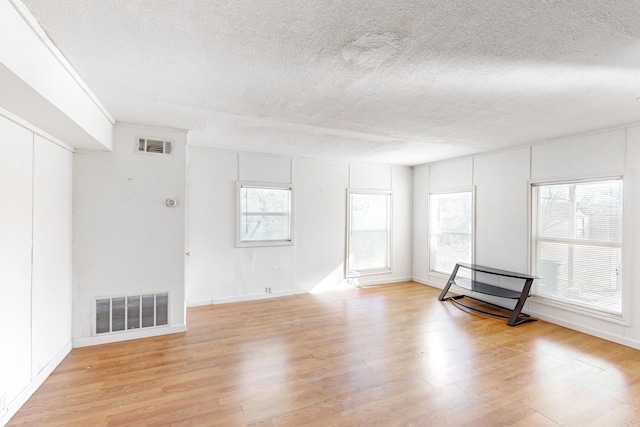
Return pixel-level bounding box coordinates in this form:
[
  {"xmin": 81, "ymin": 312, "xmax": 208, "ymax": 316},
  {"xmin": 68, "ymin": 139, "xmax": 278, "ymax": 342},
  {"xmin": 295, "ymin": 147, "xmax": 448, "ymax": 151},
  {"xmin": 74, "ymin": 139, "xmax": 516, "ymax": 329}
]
[{"xmin": 8, "ymin": 282, "xmax": 640, "ymax": 426}]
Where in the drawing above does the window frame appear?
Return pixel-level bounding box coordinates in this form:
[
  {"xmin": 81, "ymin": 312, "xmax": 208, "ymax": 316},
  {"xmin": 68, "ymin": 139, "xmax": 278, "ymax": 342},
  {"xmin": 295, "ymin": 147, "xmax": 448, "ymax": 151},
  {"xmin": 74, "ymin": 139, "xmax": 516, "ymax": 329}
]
[
  {"xmin": 529, "ymin": 175, "xmax": 626, "ymax": 323},
  {"xmin": 236, "ymin": 181, "xmax": 294, "ymax": 248},
  {"xmin": 428, "ymin": 188, "xmax": 475, "ymax": 277},
  {"xmin": 345, "ymin": 189, "xmax": 393, "ymax": 278}
]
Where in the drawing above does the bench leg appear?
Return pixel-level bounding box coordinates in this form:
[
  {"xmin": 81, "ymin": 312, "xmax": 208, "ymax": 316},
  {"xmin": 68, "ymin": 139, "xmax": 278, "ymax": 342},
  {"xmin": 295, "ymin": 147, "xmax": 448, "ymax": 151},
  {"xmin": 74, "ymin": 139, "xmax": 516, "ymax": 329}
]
[
  {"xmin": 507, "ymin": 278, "xmax": 534, "ymax": 326},
  {"xmin": 438, "ymin": 264, "xmax": 460, "ymax": 301}
]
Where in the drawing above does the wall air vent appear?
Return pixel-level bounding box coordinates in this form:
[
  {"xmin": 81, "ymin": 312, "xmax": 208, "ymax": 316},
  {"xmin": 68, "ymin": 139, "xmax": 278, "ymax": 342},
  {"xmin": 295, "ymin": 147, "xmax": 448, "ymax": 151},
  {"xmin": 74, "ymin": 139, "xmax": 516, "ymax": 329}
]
[
  {"xmin": 138, "ymin": 138, "xmax": 172, "ymax": 155},
  {"xmin": 94, "ymin": 292, "xmax": 169, "ymax": 335}
]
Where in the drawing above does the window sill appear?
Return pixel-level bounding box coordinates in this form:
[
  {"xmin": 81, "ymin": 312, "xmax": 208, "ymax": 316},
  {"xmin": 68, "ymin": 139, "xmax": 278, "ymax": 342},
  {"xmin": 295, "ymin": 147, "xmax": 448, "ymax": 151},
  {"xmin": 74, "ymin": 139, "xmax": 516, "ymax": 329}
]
[
  {"xmin": 346, "ymin": 268, "xmax": 392, "ymax": 278},
  {"xmin": 236, "ymin": 240, "xmax": 294, "ymax": 248}
]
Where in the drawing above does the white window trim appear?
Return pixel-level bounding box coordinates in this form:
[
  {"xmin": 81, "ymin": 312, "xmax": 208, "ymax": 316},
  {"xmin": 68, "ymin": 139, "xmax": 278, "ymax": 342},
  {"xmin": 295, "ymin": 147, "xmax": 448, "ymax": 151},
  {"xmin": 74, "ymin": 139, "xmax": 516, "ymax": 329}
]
[
  {"xmin": 428, "ymin": 187, "xmax": 475, "ymax": 278},
  {"xmin": 236, "ymin": 181, "xmax": 295, "ymax": 248},
  {"xmin": 346, "ymin": 189, "xmax": 393, "ymax": 278},
  {"xmin": 529, "ymin": 175, "xmax": 627, "ymax": 324}
]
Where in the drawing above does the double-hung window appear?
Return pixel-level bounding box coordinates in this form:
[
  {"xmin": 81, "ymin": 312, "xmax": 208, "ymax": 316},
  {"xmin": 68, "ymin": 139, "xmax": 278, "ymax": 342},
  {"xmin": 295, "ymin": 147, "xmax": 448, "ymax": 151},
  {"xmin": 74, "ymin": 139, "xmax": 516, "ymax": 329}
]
[
  {"xmin": 346, "ymin": 190, "xmax": 392, "ymax": 277},
  {"xmin": 429, "ymin": 191, "xmax": 473, "ymax": 275},
  {"xmin": 532, "ymin": 178, "xmax": 623, "ymax": 317},
  {"xmin": 237, "ymin": 182, "xmax": 294, "ymax": 247}
]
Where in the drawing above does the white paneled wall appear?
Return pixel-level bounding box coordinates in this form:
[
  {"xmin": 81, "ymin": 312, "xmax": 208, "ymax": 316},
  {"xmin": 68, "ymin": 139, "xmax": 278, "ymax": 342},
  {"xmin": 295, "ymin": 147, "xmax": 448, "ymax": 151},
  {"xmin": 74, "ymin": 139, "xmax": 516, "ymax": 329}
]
[
  {"xmin": 239, "ymin": 152, "xmax": 292, "ymax": 183},
  {"xmin": 0, "ymin": 114, "xmax": 73, "ymax": 426},
  {"xmin": 429, "ymin": 157, "xmax": 473, "ymax": 191},
  {"xmin": 186, "ymin": 149, "xmax": 238, "ymax": 302},
  {"xmin": 473, "ymin": 147, "xmax": 530, "ymax": 272},
  {"xmin": 531, "ymin": 130, "xmax": 625, "ymax": 180},
  {"xmin": 349, "ymin": 162, "xmax": 391, "ymax": 189},
  {"xmin": 0, "ymin": 116, "xmax": 33, "ymax": 422},
  {"xmin": 186, "ymin": 148, "xmax": 413, "ymax": 306},
  {"xmin": 391, "ymin": 166, "xmax": 413, "ymax": 284},
  {"xmin": 413, "ymin": 126, "xmax": 640, "ymax": 349},
  {"xmin": 31, "ymin": 135, "xmax": 73, "ymax": 376},
  {"xmin": 73, "ymin": 123, "xmax": 187, "ymax": 347},
  {"xmin": 412, "ymin": 165, "xmax": 429, "ymax": 284},
  {"xmin": 293, "ymin": 157, "xmax": 348, "ymax": 292}
]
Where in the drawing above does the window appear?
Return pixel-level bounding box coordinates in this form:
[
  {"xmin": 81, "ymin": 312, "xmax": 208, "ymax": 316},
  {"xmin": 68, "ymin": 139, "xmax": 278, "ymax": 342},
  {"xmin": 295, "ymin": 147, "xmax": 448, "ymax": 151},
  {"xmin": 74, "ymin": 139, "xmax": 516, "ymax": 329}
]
[
  {"xmin": 237, "ymin": 182, "xmax": 293, "ymax": 247},
  {"xmin": 347, "ymin": 190, "xmax": 392, "ymax": 276},
  {"xmin": 429, "ymin": 191, "xmax": 473, "ymax": 275},
  {"xmin": 532, "ymin": 178, "xmax": 623, "ymax": 317}
]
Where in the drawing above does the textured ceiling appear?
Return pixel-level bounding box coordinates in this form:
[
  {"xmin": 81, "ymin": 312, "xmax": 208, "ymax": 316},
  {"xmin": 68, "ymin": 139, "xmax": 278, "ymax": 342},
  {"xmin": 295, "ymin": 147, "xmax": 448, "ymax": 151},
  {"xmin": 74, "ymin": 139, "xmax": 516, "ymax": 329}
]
[{"xmin": 21, "ymin": 0, "xmax": 640, "ymax": 165}]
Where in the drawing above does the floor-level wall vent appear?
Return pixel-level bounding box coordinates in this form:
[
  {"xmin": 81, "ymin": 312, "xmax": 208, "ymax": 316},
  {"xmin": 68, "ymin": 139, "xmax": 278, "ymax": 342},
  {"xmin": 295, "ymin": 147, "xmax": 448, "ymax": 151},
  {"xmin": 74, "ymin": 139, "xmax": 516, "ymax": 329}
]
[{"xmin": 95, "ymin": 293, "xmax": 169, "ymax": 335}]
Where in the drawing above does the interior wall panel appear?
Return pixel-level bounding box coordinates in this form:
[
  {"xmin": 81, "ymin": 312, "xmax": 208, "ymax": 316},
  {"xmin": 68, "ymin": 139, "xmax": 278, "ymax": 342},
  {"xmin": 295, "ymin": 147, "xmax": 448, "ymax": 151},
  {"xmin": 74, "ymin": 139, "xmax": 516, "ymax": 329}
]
[
  {"xmin": 349, "ymin": 162, "xmax": 391, "ymax": 189},
  {"xmin": 0, "ymin": 115, "xmax": 33, "ymax": 411},
  {"xmin": 412, "ymin": 165, "xmax": 430, "ymax": 283},
  {"xmin": 238, "ymin": 152, "xmax": 291, "ymax": 183},
  {"xmin": 429, "ymin": 157, "xmax": 473, "ymax": 191},
  {"xmin": 473, "ymin": 148, "xmax": 530, "ymax": 273},
  {"xmin": 31, "ymin": 135, "xmax": 73, "ymax": 376},
  {"xmin": 186, "ymin": 149, "xmax": 239, "ymax": 303},
  {"xmin": 531, "ymin": 129, "xmax": 625, "ymax": 180},
  {"xmin": 293, "ymin": 157, "xmax": 348, "ymax": 292}
]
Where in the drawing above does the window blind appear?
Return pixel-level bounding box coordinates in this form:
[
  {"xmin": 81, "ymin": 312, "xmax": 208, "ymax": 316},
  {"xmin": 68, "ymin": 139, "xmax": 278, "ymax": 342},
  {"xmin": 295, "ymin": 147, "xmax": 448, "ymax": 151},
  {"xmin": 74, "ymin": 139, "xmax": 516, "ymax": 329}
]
[{"xmin": 533, "ymin": 179, "xmax": 622, "ymax": 315}]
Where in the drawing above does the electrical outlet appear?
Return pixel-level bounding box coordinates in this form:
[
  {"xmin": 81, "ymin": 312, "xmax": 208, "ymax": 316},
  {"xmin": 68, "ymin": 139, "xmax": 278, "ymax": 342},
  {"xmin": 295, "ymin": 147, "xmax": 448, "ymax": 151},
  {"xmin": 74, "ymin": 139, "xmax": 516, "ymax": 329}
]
[{"xmin": 265, "ymin": 287, "xmax": 272, "ymax": 294}]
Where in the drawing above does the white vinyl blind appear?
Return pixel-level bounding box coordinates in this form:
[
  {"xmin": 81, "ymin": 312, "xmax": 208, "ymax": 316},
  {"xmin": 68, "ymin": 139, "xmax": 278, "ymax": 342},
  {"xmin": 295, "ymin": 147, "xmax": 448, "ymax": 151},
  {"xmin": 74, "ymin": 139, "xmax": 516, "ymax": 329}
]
[{"xmin": 533, "ymin": 179, "xmax": 623, "ymax": 315}]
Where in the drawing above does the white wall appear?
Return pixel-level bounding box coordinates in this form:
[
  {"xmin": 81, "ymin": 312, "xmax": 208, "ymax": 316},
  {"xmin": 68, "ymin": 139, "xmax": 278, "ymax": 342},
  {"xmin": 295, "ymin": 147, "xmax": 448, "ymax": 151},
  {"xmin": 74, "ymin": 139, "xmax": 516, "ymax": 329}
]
[
  {"xmin": 186, "ymin": 148, "xmax": 413, "ymax": 305},
  {"xmin": 412, "ymin": 164, "xmax": 429, "ymax": 284},
  {"xmin": 389, "ymin": 165, "xmax": 413, "ymax": 285},
  {"xmin": 0, "ymin": 113, "xmax": 73, "ymax": 426},
  {"xmin": 413, "ymin": 125, "xmax": 640, "ymax": 349},
  {"xmin": 292, "ymin": 156, "xmax": 349, "ymax": 291},
  {"xmin": 73, "ymin": 123, "xmax": 187, "ymax": 346},
  {"xmin": 474, "ymin": 147, "xmax": 530, "ymax": 273},
  {"xmin": 31, "ymin": 135, "xmax": 73, "ymax": 375}
]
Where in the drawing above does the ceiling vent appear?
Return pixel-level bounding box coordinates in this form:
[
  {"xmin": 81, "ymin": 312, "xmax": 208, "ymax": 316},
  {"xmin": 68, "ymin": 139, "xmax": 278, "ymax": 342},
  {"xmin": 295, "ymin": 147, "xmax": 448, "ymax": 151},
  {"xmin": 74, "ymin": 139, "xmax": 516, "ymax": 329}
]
[
  {"xmin": 94, "ymin": 292, "xmax": 169, "ymax": 335},
  {"xmin": 138, "ymin": 138, "xmax": 172, "ymax": 155}
]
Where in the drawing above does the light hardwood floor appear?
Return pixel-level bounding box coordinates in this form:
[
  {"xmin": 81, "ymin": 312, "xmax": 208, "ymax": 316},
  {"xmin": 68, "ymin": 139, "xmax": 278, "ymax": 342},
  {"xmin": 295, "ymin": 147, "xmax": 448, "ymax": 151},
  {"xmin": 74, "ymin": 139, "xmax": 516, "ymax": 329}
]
[{"xmin": 8, "ymin": 282, "xmax": 640, "ymax": 426}]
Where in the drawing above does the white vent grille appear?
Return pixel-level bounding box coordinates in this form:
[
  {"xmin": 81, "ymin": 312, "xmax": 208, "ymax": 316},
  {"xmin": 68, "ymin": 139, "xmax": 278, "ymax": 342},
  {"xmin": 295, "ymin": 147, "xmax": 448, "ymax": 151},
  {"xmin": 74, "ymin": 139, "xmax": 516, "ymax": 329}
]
[
  {"xmin": 95, "ymin": 293, "xmax": 169, "ymax": 335},
  {"xmin": 138, "ymin": 138, "xmax": 172, "ymax": 155}
]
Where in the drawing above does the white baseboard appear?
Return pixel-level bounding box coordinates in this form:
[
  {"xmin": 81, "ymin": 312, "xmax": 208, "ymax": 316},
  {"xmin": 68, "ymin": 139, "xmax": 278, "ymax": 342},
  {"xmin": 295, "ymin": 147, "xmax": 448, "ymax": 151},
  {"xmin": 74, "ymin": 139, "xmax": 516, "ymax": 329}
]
[
  {"xmin": 529, "ymin": 312, "xmax": 640, "ymax": 350},
  {"xmin": 412, "ymin": 277, "xmax": 432, "ymax": 286},
  {"xmin": 73, "ymin": 324, "xmax": 186, "ymax": 348},
  {"xmin": 188, "ymin": 280, "xmax": 422, "ymax": 307},
  {"xmin": 1, "ymin": 341, "xmax": 72, "ymax": 427},
  {"xmin": 187, "ymin": 289, "xmax": 301, "ymax": 307},
  {"xmin": 187, "ymin": 298, "xmax": 214, "ymax": 307}
]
